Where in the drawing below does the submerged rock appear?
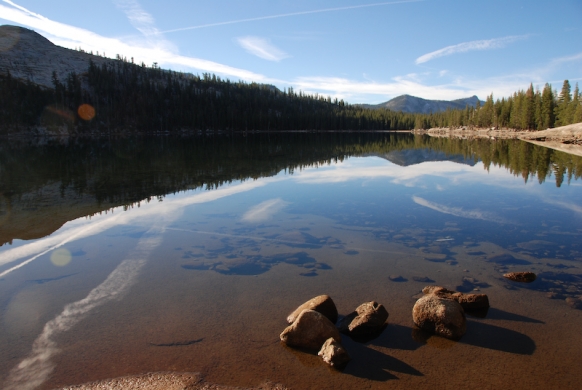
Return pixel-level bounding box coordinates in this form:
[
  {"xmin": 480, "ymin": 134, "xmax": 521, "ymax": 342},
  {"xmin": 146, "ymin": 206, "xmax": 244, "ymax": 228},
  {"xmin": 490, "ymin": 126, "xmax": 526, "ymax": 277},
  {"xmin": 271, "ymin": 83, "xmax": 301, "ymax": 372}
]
[
  {"xmin": 337, "ymin": 301, "xmax": 389, "ymax": 337},
  {"xmin": 280, "ymin": 310, "xmax": 341, "ymax": 350},
  {"xmin": 504, "ymin": 272, "xmax": 537, "ymax": 283},
  {"xmin": 412, "ymin": 295, "xmax": 466, "ymax": 340},
  {"xmin": 565, "ymin": 297, "xmax": 582, "ymax": 310},
  {"xmin": 286, "ymin": 295, "xmax": 338, "ymax": 324},
  {"xmin": 422, "ymin": 285, "xmax": 490, "ymax": 310},
  {"xmin": 318, "ymin": 337, "xmax": 351, "ymax": 368}
]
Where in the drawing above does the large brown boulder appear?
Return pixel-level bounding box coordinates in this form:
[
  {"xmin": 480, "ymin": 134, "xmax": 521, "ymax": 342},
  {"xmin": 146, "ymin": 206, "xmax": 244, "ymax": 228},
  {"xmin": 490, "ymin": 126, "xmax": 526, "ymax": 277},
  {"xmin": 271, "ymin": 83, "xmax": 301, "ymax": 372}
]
[
  {"xmin": 280, "ymin": 310, "xmax": 341, "ymax": 350},
  {"xmin": 286, "ymin": 295, "xmax": 338, "ymax": 325},
  {"xmin": 337, "ymin": 301, "xmax": 389, "ymax": 336},
  {"xmin": 412, "ymin": 295, "xmax": 466, "ymax": 340},
  {"xmin": 318, "ymin": 337, "xmax": 351, "ymax": 368},
  {"xmin": 504, "ymin": 272, "xmax": 536, "ymax": 283},
  {"xmin": 422, "ymin": 286, "xmax": 489, "ymax": 310}
]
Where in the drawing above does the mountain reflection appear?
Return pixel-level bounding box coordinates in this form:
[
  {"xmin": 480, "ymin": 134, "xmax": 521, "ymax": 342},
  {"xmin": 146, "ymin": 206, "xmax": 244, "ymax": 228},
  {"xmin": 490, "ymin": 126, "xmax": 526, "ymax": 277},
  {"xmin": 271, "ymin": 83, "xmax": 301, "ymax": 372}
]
[{"xmin": 1, "ymin": 132, "xmax": 581, "ymax": 246}]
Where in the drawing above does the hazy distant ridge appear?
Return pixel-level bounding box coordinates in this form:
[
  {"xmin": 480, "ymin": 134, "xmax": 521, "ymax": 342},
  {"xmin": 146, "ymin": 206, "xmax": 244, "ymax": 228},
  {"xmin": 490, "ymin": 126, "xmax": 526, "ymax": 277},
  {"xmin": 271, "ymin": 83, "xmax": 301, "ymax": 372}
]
[{"xmin": 360, "ymin": 94, "xmax": 483, "ymax": 114}]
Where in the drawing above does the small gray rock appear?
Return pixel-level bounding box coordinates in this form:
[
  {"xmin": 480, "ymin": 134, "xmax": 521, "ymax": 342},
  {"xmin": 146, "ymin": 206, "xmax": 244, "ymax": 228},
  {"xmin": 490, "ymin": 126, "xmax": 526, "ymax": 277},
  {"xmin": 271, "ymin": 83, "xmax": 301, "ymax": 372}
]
[
  {"xmin": 318, "ymin": 337, "xmax": 351, "ymax": 368},
  {"xmin": 422, "ymin": 285, "xmax": 490, "ymax": 310},
  {"xmin": 280, "ymin": 310, "xmax": 341, "ymax": 350},
  {"xmin": 412, "ymin": 295, "xmax": 466, "ymax": 340},
  {"xmin": 286, "ymin": 295, "xmax": 338, "ymax": 325},
  {"xmin": 337, "ymin": 301, "xmax": 389, "ymax": 336},
  {"xmin": 503, "ymin": 272, "xmax": 536, "ymax": 283}
]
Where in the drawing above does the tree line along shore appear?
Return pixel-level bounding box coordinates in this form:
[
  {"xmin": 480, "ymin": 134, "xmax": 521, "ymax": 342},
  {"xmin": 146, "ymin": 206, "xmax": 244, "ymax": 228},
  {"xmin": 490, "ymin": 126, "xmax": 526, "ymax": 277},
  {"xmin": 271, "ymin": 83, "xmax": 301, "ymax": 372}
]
[{"xmin": 0, "ymin": 57, "xmax": 581, "ymax": 135}]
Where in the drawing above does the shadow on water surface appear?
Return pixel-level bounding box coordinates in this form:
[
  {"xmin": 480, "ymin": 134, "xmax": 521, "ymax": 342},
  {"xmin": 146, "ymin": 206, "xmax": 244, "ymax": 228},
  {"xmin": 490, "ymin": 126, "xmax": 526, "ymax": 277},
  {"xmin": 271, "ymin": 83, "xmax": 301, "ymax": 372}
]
[
  {"xmin": 411, "ymin": 321, "xmax": 536, "ymax": 355},
  {"xmin": 462, "ymin": 321, "xmax": 536, "ymax": 355},
  {"xmin": 342, "ymin": 337, "xmax": 423, "ymax": 381},
  {"xmin": 485, "ymin": 308, "xmax": 545, "ymax": 324},
  {"xmin": 368, "ymin": 324, "xmax": 423, "ymax": 351}
]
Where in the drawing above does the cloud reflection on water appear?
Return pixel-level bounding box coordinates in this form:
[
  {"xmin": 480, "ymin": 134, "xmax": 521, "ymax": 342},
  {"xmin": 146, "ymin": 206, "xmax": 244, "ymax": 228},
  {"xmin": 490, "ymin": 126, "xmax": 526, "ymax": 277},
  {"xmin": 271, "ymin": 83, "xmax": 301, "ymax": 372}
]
[
  {"xmin": 412, "ymin": 196, "xmax": 513, "ymax": 224},
  {"xmin": 1, "ymin": 179, "xmax": 270, "ymax": 390},
  {"xmin": 242, "ymin": 198, "xmax": 289, "ymax": 223}
]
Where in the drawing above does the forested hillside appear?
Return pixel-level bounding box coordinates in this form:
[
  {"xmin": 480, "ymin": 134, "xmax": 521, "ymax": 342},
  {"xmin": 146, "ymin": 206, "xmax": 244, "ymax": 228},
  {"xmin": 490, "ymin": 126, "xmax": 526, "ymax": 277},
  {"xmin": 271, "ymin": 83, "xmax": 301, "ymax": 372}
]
[{"xmin": 0, "ymin": 56, "xmax": 581, "ymax": 134}]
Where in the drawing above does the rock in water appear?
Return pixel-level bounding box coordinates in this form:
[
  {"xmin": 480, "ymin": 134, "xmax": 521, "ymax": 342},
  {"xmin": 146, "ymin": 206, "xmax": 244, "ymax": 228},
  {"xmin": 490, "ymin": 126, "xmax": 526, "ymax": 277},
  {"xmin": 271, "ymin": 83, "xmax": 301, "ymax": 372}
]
[
  {"xmin": 280, "ymin": 310, "xmax": 341, "ymax": 350},
  {"xmin": 286, "ymin": 295, "xmax": 338, "ymax": 325},
  {"xmin": 318, "ymin": 338, "xmax": 351, "ymax": 368},
  {"xmin": 503, "ymin": 272, "xmax": 537, "ymax": 283},
  {"xmin": 337, "ymin": 301, "xmax": 389, "ymax": 336},
  {"xmin": 412, "ymin": 295, "xmax": 466, "ymax": 340},
  {"xmin": 565, "ymin": 297, "xmax": 582, "ymax": 310},
  {"xmin": 422, "ymin": 285, "xmax": 490, "ymax": 310}
]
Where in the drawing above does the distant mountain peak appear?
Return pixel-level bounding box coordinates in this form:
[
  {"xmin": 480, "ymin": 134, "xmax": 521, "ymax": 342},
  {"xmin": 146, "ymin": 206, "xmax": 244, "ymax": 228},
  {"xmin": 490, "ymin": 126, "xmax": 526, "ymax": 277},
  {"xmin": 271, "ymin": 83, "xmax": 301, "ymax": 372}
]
[{"xmin": 359, "ymin": 94, "xmax": 483, "ymax": 114}]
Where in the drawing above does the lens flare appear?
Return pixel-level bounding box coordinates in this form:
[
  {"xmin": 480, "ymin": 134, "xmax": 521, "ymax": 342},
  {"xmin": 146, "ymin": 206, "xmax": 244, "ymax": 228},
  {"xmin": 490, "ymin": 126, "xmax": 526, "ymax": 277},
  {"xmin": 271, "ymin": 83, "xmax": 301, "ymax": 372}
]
[
  {"xmin": 77, "ymin": 104, "xmax": 96, "ymax": 121},
  {"xmin": 50, "ymin": 248, "xmax": 72, "ymax": 267}
]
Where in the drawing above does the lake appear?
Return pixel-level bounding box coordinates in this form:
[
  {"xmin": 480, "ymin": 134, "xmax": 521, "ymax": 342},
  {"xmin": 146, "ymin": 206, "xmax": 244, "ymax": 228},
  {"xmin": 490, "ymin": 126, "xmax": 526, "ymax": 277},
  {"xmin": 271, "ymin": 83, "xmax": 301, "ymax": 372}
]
[{"xmin": 1, "ymin": 132, "xmax": 581, "ymax": 389}]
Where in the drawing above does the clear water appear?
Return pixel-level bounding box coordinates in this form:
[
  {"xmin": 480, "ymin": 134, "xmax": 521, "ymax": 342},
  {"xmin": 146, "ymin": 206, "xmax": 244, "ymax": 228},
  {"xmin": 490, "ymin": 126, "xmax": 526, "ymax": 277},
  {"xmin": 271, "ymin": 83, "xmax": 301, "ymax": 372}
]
[{"xmin": 1, "ymin": 133, "xmax": 581, "ymax": 389}]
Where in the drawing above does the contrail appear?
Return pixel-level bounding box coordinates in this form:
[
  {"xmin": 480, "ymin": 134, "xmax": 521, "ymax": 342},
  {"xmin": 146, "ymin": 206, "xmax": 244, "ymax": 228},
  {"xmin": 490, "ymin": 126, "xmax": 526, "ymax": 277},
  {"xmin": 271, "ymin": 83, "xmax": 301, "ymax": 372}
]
[{"xmin": 154, "ymin": 0, "xmax": 424, "ymax": 35}]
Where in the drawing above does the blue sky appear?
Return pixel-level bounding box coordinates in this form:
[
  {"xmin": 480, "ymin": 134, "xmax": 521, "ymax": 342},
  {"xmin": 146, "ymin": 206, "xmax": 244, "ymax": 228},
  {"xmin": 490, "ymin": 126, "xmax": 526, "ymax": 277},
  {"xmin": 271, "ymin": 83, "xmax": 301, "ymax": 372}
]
[{"xmin": 1, "ymin": 0, "xmax": 581, "ymax": 104}]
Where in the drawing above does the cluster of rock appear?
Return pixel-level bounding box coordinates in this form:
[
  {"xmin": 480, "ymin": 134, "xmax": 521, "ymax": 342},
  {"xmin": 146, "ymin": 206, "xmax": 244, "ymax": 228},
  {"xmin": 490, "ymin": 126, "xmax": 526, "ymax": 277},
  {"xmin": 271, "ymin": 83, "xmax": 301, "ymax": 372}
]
[
  {"xmin": 279, "ymin": 295, "xmax": 388, "ymax": 369},
  {"xmin": 280, "ymin": 287, "xmax": 492, "ymax": 368},
  {"xmin": 412, "ymin": 286, "xmax": 490, "ymax": 341}
]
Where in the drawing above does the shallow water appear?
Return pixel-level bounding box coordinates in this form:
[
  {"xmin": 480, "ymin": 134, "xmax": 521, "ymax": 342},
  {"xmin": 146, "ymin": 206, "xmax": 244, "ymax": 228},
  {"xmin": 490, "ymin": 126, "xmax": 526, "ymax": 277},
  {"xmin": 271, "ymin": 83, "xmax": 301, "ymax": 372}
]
[{"xmin": 1, "ymin": 133, "xmax": 581, "ymax": 389}]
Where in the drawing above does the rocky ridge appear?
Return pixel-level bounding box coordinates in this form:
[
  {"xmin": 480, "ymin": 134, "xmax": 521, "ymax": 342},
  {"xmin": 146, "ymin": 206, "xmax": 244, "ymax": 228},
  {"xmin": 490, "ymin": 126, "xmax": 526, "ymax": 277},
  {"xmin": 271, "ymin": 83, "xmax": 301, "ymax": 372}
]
[{"xmin": 0, "ymin": 25, "xmax": 115, "ymax": 89}]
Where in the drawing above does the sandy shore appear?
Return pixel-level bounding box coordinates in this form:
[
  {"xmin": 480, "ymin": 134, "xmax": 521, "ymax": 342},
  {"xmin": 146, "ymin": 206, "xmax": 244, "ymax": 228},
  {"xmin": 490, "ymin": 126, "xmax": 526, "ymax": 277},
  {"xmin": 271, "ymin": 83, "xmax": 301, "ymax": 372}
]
[{"xmin": 57, "ymin": 372, "xmax": 288, "ymax": 390}]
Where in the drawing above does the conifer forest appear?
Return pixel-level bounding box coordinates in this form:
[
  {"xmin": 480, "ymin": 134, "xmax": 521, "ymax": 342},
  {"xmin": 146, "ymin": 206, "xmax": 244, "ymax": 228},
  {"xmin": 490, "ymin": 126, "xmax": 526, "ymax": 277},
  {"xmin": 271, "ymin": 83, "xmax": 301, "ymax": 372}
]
[{"xmin": 0, "ymin": 57, "xmax": 581, "ymax": 134}]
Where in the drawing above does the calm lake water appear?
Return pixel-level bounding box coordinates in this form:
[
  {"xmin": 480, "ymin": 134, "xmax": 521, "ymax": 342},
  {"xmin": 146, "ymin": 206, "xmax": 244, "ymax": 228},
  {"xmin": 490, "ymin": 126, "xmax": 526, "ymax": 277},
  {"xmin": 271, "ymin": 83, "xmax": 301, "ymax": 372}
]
[{"xmin": 1, "ymin": 133, "xmax": 582, "ymax": 389}]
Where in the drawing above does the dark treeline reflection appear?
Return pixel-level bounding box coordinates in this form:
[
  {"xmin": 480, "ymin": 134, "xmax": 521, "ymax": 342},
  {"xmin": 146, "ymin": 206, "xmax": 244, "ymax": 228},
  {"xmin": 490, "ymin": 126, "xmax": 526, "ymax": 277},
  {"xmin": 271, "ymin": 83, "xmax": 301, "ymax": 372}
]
[
  {"xmin": 1, "ymin": 133, "xmax": 581, "ymax": 245},
  {"xmin": 2, "ymin": 133, "xmax": 582, "ymax": 207}
]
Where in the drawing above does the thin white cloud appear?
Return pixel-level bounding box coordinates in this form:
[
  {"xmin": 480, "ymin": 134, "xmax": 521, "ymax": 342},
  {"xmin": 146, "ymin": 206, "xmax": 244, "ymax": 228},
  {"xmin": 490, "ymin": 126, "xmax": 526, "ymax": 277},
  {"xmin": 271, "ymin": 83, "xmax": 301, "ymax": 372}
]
[
  {"xmin": 0, "ymin": 1, "xmax": 265, "ymax": 81},
  {"xmin": 156, "ymin": 0, "xmax": 424, "ymax": 35},
  {"xmin": 112, "ymin": 0, "xmax": 157, "ymax": 36},
  {"xmin": 415, "ymin": 35, "xmax": 530, "ymax": 64},
  {"xmin": 412, "ymin": 196, "xmax": 513, "ymax": 224},
  {"xmin": 242, "ymin": 198, "xmax": 289, "ymax": 223},
  {"xmin": 237, "ymin": 36, "xmax": 289, "ymax": 62}
]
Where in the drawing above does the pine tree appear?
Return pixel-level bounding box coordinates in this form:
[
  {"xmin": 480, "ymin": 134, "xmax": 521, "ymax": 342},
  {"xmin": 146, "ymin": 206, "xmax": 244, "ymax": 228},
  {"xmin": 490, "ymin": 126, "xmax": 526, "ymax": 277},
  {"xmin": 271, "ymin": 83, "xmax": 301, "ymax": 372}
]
[
  {"xmin": 555, "ymin": 80, "xmax": 572, "ymax": 126},
  {"xmin": 569, "ymin": 83, "xmax": 581, "ymax": 124},
  {"xmin": 540, "ymin": 83, "xmax": 555, "ymax": 129}
]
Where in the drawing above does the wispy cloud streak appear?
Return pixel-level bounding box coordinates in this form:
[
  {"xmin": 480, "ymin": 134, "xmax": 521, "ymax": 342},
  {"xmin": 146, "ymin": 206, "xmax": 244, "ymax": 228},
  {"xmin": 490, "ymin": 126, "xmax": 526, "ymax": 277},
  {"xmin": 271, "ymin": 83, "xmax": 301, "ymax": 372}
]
[
  {"xmin": 0, "ymin": 0, "xmax": 264, "ymax": 80},
  {"xmin": 415, "ymin": 35, "xmax": 530, "ymax": 64},
  {"xmin": 242, "ymin": 198, "xmax": 289, "ymax": 222},
  {"xmin": 237, "ymin": 36, "xmax": 289, "ymax": 61},
  {"xmin": 156, "ymin": 0, "xmax": 424, "ymax": 34},
  {"xmin": 412, "ymin": 196, "xmax": 513, "ymax": 224}
]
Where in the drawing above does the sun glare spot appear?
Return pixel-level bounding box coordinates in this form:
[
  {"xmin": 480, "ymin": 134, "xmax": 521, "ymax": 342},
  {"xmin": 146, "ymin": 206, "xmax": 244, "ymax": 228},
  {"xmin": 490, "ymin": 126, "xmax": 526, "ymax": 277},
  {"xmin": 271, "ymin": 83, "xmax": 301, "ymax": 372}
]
[
  {"xmin": 50, "ymin": 248, "xmax": 72, "ymax": 267},
  {"xmin": 78, "ymin": 104, "xmax": 96, "ymax": 121}
]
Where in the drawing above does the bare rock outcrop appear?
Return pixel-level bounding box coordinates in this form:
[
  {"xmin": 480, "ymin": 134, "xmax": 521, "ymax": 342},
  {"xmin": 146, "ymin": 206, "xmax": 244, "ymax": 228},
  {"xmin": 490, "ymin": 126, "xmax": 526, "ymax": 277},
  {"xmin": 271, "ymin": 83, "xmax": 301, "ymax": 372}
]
[
  {"xmin": 412, "ymin": 295, "xmax": 466, "ymax": 340},
  {"xmin": 280, "ymin": 309, "xmax": 341, "ymax": 350},
  {"xmin": 286, "ymin": 295, "xmax": 338, "ymax": 325}
]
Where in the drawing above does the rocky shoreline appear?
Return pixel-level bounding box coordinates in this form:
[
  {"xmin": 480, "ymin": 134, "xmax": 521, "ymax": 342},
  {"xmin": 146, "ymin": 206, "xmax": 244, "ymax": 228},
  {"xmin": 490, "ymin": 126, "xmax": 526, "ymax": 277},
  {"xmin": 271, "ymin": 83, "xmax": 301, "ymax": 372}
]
[{"xmin": 413, "ymin": 122, "xmax": 582, "ymax": 150}]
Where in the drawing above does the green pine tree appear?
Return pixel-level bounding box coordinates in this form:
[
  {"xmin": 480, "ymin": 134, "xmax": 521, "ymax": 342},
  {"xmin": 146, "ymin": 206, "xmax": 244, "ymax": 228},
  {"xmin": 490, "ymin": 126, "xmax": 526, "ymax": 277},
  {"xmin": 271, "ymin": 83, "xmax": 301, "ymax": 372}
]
[{"xmin": 555, "ymin": 80, "xmax": 572, "ymax": 126}]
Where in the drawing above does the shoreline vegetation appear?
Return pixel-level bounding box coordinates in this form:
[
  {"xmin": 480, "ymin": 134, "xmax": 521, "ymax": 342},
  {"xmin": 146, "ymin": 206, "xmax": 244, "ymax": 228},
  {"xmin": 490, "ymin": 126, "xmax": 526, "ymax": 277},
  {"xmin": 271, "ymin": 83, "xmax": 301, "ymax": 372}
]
[
  {"xmin": 1, "ymin": 39, "xmax": 581, "ymax": 139},
  {"xmin": 413, "ymin": 122, "xmax": 582, "ymax": 157}
]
